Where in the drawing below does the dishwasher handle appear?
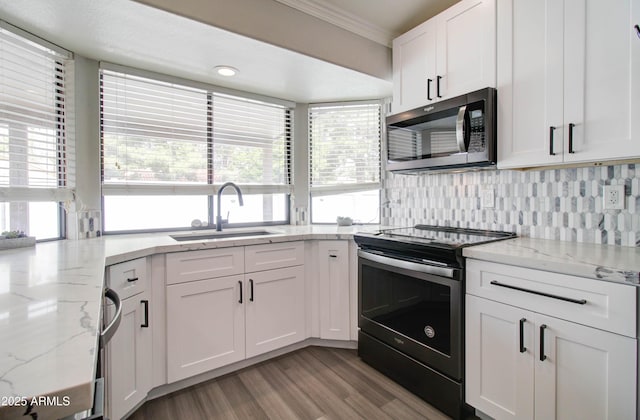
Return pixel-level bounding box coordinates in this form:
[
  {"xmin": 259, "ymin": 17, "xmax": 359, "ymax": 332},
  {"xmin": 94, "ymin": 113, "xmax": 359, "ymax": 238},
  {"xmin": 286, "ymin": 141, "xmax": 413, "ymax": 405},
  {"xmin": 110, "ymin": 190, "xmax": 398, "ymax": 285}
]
[{"xmin": 101, "ymin": 287, "xmax": 122, "ymax": 348}]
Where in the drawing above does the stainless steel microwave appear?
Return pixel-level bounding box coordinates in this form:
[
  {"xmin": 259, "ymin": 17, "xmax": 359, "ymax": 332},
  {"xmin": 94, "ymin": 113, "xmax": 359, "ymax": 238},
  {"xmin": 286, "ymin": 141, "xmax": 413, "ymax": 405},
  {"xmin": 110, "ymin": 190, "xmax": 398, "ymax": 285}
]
[{"xmin": 386, "ymin": 87, "xmax": 496, "ymax": 172}]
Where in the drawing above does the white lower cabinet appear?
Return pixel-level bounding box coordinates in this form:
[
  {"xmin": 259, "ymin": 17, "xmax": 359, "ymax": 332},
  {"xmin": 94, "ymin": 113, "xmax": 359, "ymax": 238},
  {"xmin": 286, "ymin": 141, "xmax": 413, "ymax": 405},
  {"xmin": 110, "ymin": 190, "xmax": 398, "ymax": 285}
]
[
  {"xmin": 106, "ymin": 291, "xmax": 152, "ymax": 420},
  {"xmin": 166, "ymin": 242, "xmax": 305, "ymax": 383},
  {"xmin": 166, "ymin": 274, "xmax": 245, "ymax": 382},
  {"xmin": 245, "ymin": 266, "xmax": 305, "ymax": 358},
  {"xmin": 317, "ymin": 241, "xmax": 350, "ymax": 340},
  {"xmin": 465, "ymin": 260, "xmax": 637, "ymax": 420}
]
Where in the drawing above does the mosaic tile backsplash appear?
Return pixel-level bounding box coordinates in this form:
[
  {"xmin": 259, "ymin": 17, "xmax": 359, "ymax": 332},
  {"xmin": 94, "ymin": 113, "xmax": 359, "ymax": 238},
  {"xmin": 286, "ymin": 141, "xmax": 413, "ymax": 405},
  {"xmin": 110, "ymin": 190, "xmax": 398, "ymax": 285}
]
[{"xmin": 382, "ymin": 163, "xmax": 639, "ymax": 247}]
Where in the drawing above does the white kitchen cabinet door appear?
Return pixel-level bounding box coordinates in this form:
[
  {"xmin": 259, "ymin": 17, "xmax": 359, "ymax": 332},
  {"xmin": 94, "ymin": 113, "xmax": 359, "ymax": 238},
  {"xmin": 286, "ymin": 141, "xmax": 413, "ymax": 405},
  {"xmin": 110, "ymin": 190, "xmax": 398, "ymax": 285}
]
[
  {"xmin": 497, "ymin": 0, "xmax": 565, "ymax": 168},
  {"xmin": 391, "ymin": 19, "xmax": 437, "ymax": 114},
  {"xmin": 562, "ymin": 0, "xmax": 640, "ymax": 164},
  {"xmin": 318, "ymin": 241, "xmax": 350, "ymax": 341},
  {"xmin": 436, "ymin": 0, "xmax": 496, "ymax": 100},
  {"xmin": 107, "ymin": 292, "xmax": 152, "ymax": 420},
  {"xmin": 391, "ymin": 0, "xmax": 496, "ymax": 115},
  {"xmin": 466, "ymin": 293, "xmax": 637, "ymax": 420},
  {"xmin": 534, "ymin": 313, "xmax": 637, "ymax": 420},
  {"xmin": 166, "ymin": 274, "xmax": 245, "ymax": 382},
  {"xmin": 466, "ymin": 295, "xmax": 534, "ymax": 420},
  {"xmin": 498, "ymin": 0, "xmax": 640, "ymax": 169},
  {"xmin": 245, "ymin": 266, "xmax": 305, "ymax": 358}
]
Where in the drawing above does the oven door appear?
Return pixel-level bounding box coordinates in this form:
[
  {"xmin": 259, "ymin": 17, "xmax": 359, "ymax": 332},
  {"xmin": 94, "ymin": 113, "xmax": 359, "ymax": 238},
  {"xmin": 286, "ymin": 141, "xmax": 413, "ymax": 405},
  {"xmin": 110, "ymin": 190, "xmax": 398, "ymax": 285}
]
[{"xmin": 358, "ymin": 250, "xmax": 462, "ymax": 380}]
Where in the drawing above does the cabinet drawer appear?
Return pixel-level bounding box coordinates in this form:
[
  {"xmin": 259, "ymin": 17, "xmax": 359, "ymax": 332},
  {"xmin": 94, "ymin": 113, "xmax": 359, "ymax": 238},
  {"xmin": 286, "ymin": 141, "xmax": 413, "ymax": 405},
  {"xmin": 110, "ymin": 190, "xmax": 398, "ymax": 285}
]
[
  {"xmin": 166, "ymin": 247, "xmax": 244, "ymax": 285},
  {"xmin": 107, "ymin": 258, "xmax": 148, "ymax": 300},
  {"xmin": 245, "ymin": 241, "xmax": 304, "ymax": 273},
  {"xmin": 466, "ymin": 259, "xmax": 637, "ymax": 337}
]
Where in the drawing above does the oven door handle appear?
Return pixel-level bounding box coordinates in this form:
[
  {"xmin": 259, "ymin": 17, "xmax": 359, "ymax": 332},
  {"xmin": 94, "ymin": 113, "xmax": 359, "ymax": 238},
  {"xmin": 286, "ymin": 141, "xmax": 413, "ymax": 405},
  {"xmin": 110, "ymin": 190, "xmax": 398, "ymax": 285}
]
[{"xmin": 358, "ymin": 250, "xmax": 456, "ymax": 279}]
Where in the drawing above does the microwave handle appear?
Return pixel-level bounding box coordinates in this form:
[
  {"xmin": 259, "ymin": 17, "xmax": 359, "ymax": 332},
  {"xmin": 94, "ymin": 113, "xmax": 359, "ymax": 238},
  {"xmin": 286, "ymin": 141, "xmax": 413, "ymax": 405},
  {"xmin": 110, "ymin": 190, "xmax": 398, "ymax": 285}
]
[{"xmin": 456, "ymin": 105, "xmax": 468, "ymax": 153}]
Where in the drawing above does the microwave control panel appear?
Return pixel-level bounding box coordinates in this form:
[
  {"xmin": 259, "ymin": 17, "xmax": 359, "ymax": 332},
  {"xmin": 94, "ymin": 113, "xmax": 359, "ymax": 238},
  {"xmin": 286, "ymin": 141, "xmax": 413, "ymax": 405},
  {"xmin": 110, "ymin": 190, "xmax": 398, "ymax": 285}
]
[{"xmin": 468, "ymin": 109, "xmax": 485, "ymax": 153}]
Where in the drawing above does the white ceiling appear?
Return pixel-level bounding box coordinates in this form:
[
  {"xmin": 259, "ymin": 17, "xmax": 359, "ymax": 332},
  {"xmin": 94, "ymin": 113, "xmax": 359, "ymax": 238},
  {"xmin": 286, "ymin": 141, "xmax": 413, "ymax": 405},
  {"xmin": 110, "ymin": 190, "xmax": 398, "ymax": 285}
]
[{"xmin": 0, "ymin": 0, "xmax": 456, "ymax": 103}]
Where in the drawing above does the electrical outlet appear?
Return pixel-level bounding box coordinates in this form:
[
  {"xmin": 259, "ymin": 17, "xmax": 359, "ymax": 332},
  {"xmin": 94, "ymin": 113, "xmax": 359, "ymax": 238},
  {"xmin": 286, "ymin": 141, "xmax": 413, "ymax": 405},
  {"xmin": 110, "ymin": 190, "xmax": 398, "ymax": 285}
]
[
  {"xmin": 481, "ymin": 188, "xmax": 494, "ymax": 208},
  {"xmin": 603, "ymin": 185, "xmax": 625, "ymax": 210}
]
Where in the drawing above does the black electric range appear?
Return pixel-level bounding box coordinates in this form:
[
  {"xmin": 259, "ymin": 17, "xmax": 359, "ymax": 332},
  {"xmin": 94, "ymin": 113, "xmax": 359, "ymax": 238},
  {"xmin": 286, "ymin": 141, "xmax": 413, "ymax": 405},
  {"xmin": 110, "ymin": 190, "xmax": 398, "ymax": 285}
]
[{"xmin": 354, "ymin": 225, "xmax": 516, "ymax": 420}]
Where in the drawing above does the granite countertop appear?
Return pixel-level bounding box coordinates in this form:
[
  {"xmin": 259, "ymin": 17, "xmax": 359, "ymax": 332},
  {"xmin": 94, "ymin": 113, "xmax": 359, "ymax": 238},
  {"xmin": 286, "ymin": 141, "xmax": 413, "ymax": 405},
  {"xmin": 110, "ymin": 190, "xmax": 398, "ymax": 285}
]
[
  {"xmin": 0, "ymin": 224, "xmax": 375, "ymax": 420},
  {"xmin": 463, "ymin": 237, "xmax": 640, "ymax": 285}
]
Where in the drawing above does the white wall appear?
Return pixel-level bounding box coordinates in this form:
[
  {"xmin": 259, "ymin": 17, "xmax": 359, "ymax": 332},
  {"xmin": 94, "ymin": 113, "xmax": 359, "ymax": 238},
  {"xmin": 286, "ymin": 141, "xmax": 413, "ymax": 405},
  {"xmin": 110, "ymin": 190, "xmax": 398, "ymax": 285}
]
[{"xmin": 134, "ymin": 0, "xmax": 392, "ymax": 81}]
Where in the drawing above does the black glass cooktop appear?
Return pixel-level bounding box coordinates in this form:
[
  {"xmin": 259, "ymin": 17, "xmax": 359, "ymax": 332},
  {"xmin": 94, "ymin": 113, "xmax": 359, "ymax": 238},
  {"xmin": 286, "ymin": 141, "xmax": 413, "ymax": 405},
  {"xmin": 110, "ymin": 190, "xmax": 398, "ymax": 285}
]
[
  {"xmin": 376, "ymin": 225, "xmax": 516, "ymax": 247},
  {"xmin": 354, "ymin": 225, "xmax": 516, "ymax": 268}
]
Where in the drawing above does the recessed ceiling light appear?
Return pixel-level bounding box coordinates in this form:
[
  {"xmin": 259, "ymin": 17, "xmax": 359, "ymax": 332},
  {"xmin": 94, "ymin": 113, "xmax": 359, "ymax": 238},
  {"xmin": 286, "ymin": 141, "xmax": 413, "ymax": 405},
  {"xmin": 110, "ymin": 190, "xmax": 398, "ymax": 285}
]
[{"xmin": 214, "ymin": 66, "xmax": 239, "ymax": 77}]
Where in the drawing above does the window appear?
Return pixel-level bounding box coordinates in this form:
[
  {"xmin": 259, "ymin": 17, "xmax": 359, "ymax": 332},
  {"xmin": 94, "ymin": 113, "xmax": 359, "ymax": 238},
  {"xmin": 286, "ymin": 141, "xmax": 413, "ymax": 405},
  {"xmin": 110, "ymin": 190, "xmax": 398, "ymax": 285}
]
[
  {"xmin": 0, "ymin": 22, "xmax": 73, "ymax": 240},
  {"xmin": 309, "ymin": 102, "xmax": 381, "ymax": 224},
  {"xmin": 100, "ymin": 67, "xmax": 292, "ymax": 232}
]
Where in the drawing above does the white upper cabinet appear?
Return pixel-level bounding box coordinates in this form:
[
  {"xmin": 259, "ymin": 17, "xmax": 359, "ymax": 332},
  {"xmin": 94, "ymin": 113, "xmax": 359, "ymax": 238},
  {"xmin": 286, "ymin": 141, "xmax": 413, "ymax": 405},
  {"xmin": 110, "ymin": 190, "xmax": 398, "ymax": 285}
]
[
  {"xmin": 391, "ymin": 0, "xmax": 496, "ymax": 114},
  {"xmin": 392, "ymin": 19, "xmax": 437, "ymax": 114},
  {"xmin": 498, "ymin": 0, "xmax": 640, "ymax": 169}
]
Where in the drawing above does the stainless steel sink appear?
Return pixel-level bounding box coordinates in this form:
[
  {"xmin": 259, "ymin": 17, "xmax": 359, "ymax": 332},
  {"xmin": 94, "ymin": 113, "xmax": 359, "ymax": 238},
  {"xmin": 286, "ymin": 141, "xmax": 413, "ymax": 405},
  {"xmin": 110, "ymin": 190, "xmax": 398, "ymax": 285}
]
[{"xmin": 169, "ymin": 229, "xmax": 279, "ymax": 242}]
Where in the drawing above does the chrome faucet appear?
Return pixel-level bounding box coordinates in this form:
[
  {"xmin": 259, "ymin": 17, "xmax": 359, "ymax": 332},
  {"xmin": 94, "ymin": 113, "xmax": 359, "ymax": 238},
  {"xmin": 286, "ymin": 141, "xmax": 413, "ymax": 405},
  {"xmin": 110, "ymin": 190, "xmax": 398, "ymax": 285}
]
[{"xmin": 216, "ymin": 182, "xmax": 244, "ymax": 231}]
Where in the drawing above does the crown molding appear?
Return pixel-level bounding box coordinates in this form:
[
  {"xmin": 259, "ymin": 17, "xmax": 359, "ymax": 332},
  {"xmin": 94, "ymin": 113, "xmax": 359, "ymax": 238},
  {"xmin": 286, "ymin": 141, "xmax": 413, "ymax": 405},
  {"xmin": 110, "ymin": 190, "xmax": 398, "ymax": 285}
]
[{"xmin": 273, "ymin": 0, "xmax": 395, "ymax": 47}]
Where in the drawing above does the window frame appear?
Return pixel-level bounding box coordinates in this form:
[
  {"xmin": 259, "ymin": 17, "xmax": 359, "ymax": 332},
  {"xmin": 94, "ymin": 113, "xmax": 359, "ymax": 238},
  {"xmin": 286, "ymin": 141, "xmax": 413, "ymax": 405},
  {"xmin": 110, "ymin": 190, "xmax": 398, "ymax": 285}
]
[
  {"xmin": 0, "ymin": 21, "xmax": 73, "ymax": 241},
  {"xmin": 308, "ymin": 100, "xmax": 383, "ymax": 225},
  {"xmin": 99, "ymin": 63, "xmax": 294, "ymax": 234}
]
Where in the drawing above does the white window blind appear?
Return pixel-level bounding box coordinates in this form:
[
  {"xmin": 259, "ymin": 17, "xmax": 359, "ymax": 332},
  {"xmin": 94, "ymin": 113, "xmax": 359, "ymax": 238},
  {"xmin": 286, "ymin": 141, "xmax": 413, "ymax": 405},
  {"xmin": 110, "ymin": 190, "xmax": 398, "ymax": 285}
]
[
  {"xmin": 309, "ymin": 102, "xmax": 381, "ymax": 197},
  {"xmin": 101, "ymin": 69, "xmax": 292, "ymax": 196},
  {"xmin": 0, "ymin": 22, "xmax": 73, "ymax": 202},
  {"xmin": 212, "ymin": 93, "xmax": 291, "ymax": 191},
  {"xmin": 101, "ymin": 69, "xmax": 210, "ymax": 191}
]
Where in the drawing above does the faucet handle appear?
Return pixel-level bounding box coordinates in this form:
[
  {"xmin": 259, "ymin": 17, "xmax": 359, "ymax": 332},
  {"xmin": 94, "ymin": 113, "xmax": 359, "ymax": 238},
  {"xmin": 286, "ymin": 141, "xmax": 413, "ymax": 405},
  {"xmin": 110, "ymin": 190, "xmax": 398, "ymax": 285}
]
[{"xmin": 219, "ymin": 212, "xmax": 231, "ymax": 226}]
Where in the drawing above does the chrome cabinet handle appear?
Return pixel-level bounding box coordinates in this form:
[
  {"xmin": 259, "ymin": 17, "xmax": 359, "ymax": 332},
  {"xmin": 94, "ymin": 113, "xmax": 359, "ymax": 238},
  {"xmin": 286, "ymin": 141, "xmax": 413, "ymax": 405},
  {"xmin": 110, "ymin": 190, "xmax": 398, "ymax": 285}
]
[
  {"xmin": 101, "ymin": 288, "xmax": 122, "ymax": 348},
  {"xmin": 489, "ymin": 280, "xmax": 587, "ymax": 305}
]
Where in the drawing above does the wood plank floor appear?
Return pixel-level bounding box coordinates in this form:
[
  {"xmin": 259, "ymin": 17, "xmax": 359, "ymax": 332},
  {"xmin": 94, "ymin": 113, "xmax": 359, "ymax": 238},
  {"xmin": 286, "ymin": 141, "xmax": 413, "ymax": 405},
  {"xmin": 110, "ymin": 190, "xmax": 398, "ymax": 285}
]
[{"xmin": 128, "ymin": 346, "xmax": 453, "ymax": 420}]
